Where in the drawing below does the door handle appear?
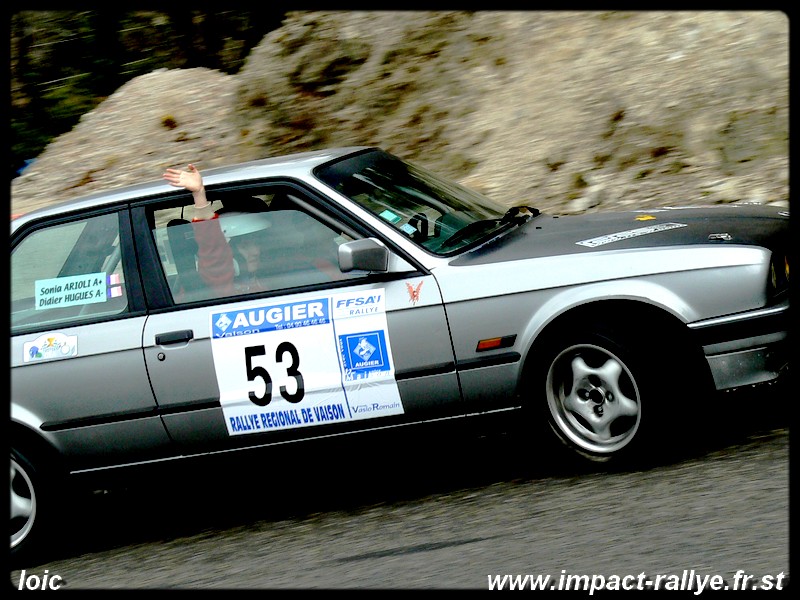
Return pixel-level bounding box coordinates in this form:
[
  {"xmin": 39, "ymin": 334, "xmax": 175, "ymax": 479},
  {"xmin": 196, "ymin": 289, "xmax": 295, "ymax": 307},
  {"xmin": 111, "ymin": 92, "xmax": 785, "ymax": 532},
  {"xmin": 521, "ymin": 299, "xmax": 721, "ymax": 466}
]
[{"xmin": 155, "ymin": 329, "xmax": 194, "ymax": 345}]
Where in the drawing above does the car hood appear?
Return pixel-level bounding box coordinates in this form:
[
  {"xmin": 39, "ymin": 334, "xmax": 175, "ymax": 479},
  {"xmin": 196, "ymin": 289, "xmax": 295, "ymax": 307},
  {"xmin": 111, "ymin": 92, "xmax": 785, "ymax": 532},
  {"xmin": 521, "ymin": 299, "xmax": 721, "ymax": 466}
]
[{"xmin": 450, "ymin": 204, "xmax": 790, "ymax": 266}]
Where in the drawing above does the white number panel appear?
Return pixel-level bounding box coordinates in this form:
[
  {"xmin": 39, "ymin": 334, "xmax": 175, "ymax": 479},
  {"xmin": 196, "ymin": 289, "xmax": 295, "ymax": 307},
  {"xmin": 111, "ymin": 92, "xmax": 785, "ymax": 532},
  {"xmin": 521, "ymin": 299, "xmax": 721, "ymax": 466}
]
[{"xmin": 210, "ymin": 288, "xmax": 403, "ymax": 436}]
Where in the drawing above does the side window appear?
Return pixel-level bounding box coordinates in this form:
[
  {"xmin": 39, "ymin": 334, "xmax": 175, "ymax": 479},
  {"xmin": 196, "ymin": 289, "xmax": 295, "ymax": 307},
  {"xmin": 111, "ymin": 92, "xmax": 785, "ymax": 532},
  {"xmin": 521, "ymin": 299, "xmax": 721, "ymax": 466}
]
[
  {"xmin": 11, "ymin": 212, "xmax": 129, "ymax": 334},
  {"xmin": 151, "ymin": 189, "xmax": 364, "ymax": 304}
]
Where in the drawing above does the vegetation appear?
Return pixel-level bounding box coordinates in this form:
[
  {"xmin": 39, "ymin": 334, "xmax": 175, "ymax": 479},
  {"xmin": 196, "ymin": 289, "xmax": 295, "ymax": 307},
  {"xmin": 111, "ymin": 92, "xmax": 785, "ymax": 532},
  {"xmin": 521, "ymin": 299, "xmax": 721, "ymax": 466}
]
[{"xmin": 10, "ymin": 10, "xmax": 285, "ymax": 179}]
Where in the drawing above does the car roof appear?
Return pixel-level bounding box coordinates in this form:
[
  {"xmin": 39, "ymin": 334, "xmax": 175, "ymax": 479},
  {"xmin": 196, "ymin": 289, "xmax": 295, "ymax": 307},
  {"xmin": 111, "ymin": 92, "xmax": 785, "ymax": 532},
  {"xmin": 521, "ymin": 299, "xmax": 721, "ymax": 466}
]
[{"xmin": 11, "ymin": 146, "xmax": 371, "ymax": 233}]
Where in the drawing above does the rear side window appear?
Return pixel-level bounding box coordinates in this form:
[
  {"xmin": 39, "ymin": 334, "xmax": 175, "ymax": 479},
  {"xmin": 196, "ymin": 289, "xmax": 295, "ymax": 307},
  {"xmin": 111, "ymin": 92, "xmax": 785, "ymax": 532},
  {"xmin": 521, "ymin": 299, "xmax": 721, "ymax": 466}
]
[{"xmin": 11, "ymin": 212, "xmax": 129, "ymax": 334}]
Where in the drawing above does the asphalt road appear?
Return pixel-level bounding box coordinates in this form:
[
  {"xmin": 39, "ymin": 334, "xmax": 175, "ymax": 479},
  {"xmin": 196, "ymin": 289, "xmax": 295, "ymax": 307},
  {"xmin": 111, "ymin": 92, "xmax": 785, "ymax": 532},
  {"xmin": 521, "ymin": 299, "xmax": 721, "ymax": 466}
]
[{"xmin": 10, "ymin": 390, "xmax": 790, "ymax": 590}]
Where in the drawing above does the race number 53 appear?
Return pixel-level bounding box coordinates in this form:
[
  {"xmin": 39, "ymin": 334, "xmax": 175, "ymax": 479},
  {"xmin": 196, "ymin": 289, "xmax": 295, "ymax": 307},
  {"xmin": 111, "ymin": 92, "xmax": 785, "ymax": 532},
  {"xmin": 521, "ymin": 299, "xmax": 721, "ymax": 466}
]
[{"xmin": 244, "ymin": 341, "xmax": 305, "ymax": 406}]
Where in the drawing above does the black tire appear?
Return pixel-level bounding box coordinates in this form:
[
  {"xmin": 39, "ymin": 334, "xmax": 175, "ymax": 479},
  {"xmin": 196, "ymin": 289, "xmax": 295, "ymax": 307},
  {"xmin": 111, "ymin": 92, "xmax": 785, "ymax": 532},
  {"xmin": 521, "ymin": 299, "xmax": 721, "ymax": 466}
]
[
  {"xmin": 529, "ymin": 319, "xmax": 679, "ymax": 466},
  {"xmin": 10, "ymin": 447, "xmax": 53, "ymax": 567}
]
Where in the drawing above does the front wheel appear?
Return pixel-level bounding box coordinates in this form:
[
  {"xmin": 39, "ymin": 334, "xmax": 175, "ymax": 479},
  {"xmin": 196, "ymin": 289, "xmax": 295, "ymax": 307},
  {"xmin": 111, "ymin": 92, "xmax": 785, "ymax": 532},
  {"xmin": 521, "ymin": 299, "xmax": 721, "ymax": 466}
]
[
  {"xmin": 532, "ymin": 321, "xmax": 678, "ymax": 465},
  {"xmin": 546, "ymin": 341, "xmax": 643, "ymax": 458}
]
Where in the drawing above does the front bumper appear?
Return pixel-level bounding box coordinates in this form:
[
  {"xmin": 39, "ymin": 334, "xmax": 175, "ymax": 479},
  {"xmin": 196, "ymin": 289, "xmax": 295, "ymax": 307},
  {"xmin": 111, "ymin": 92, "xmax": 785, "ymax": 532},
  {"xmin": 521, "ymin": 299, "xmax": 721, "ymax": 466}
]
[{"xmin": 688, "ymin": 299, "xmax": 790, "ymax": 391}]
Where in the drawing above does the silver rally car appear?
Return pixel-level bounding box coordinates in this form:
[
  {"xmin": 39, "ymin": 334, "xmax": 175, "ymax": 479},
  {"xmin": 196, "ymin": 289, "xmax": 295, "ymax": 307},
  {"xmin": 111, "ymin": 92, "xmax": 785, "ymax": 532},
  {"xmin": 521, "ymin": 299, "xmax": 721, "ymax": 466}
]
[{"xmin": 11, "ymin": 147, "xmax": 790, "ymax": 561}]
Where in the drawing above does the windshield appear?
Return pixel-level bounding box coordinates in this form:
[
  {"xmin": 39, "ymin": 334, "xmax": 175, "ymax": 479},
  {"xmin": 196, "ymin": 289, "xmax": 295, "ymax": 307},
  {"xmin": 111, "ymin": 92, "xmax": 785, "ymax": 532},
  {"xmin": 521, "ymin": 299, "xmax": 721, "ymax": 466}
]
[{"xmin": 314, "ymin": 149, "xmax": 512, "ymax": 255}]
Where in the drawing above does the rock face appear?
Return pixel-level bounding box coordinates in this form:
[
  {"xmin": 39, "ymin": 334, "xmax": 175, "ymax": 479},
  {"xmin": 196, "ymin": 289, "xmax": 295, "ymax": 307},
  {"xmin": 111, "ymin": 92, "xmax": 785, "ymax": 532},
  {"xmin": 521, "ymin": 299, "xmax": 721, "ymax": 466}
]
[{"xmin": 11, "ymin": 10, "xmax": 789, "ymax": 217}]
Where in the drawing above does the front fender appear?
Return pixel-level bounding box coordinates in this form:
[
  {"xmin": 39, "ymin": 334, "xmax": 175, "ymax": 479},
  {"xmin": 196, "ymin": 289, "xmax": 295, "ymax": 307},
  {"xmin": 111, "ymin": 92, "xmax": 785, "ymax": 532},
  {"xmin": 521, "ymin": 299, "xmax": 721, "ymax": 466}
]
[{"xmin": 516, "ymin": 278, "xmax": 698, "ymax": 358}]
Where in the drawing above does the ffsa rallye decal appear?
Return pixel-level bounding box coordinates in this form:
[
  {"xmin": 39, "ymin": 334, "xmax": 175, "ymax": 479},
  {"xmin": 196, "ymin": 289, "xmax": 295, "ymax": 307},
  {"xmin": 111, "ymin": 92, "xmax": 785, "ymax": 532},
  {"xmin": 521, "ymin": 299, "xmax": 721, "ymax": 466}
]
[{"xmin": 210, "ymin": 289, "xmax": 403, "ymax": 436}]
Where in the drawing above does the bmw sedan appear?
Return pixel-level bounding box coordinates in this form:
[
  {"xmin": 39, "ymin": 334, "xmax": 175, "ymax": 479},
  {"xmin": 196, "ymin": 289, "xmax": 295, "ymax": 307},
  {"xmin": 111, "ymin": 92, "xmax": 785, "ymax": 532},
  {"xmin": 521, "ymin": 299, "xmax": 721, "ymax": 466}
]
[{"xmin": 10, "ymin": 146, "xmax": 790, "ymax": 563}]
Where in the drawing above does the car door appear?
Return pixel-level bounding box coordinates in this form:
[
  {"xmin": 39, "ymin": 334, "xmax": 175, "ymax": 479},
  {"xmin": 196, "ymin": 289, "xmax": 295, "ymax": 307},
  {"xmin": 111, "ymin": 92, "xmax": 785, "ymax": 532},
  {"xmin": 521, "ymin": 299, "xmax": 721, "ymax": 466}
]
[
  {"xmin": 135, "ymin": 182, "xmax": 461, "ymax": 455},
  {"xmin": 10, "ymin": 209, "xmax": 173, "ymax": 472}
]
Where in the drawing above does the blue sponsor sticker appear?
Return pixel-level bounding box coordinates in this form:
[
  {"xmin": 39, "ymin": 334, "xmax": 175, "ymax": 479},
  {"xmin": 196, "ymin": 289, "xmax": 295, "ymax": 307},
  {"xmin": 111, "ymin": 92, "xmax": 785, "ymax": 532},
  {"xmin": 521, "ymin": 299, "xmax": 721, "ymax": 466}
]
[
  {"xmin": 212, "ymin": 299, "xmax": 329, "ymax": 338},
  {"xmin": 339, "ymin": 330, "xmax": 390, "ymax": 380}
]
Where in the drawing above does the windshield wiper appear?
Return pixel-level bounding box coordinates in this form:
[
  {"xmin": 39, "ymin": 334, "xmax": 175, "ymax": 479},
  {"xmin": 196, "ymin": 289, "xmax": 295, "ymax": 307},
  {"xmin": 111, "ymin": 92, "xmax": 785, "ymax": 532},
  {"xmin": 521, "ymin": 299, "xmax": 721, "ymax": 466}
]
[
  {"xmin": 439, "ymin": 205, "xmax": 540, "ymax": 250},
  {"xmin": 500, "ymin": 205, "xmax": 540, "ymax": 223}
]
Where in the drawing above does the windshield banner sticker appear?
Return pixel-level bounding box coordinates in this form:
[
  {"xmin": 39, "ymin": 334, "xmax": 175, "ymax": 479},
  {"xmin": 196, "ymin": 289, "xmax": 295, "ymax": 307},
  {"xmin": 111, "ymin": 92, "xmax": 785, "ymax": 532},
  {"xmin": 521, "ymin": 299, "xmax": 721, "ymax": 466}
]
[
  {"xmin": 23, "ymin": 332, "xmax": 78, "ymax": 363},
  {"xmin": 35, "ymin": 272, "xmax": 120, "ymax": 309},
  {"xmin": 576, "ymin": 222, "xmax": 687, "ymax": 248},
  {"xmin": 210, "ymin": 288, "xmax": 403, "ymax": 436}
]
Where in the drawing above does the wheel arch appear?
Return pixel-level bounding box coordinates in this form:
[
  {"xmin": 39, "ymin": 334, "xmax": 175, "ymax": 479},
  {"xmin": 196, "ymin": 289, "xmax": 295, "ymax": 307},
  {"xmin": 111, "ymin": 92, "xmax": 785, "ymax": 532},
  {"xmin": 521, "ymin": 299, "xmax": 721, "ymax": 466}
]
[
  {"xmin": 10, "ymin": 420, "xmax": 66, "ymax": 477},
  {"xmin": 517, "ymin": 297, "xmax": 713, "ymax": 399}
]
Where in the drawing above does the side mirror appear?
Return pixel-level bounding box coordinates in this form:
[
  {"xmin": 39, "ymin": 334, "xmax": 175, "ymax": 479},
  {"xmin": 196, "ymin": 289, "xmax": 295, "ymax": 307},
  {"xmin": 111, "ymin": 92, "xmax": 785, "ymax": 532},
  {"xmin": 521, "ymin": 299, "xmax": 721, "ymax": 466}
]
[{"xmin": 338, "ymin": 238, "xmax": 389, "ymax": 272}]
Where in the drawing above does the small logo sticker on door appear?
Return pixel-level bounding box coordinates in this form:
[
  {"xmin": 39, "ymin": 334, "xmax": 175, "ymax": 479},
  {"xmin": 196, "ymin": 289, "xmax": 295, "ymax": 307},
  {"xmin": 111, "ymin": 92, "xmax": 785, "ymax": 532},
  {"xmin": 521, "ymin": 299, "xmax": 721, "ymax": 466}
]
[
  {"xmin": 23, "ymin": 332, "xmax": 78, "ymax": 362},
  {"xmin": 406, "ymin": 280, "xmax": 424, "ymax": 305}
]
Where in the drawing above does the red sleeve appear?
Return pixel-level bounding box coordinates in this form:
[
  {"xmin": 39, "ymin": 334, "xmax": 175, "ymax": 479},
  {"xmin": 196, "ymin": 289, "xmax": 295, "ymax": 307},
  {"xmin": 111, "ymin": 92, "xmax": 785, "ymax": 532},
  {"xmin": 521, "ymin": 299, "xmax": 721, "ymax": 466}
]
[{"xmin": 191, "ymin": 215, "xmax": 235, "ymax": 295}]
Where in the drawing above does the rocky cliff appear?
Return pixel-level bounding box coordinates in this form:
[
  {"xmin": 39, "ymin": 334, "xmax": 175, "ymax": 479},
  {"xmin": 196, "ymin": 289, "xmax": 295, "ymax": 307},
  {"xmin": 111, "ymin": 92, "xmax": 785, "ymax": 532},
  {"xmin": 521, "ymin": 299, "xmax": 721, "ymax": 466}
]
[{"xmin": 10, "ymin": 11, "xmax": 789, "ymax": 217}]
